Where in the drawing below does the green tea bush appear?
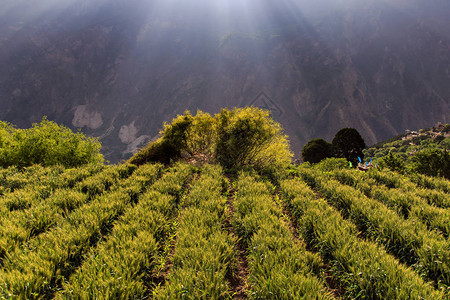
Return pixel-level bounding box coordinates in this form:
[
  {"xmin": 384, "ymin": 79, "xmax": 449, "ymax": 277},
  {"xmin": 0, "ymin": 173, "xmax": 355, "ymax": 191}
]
[
  {"xmin": 59, "ymin": 166, "xmax": 194, "ymax": 299},
  {"xmin": 0, "ymin": 189, "xmax": 90, "ymax": 260},
  {"xmin": 378, "ymin": 152, "xmax": 406, "ymax": 173},
  {"xmin": 409, "ymin": 173, "xmax": 450, "ymax": 194},
  {"xmin": 330, "ymin": 169, "xmax": 450, "ymax": 237}
]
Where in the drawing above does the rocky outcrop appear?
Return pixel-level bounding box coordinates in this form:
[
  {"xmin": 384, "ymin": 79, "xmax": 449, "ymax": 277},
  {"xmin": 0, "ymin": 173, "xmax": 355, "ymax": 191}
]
[
  {"xmin": 0, "ymin": 0, "xmax": 448, "ymax": 162},
  {"xmin": 72, "ymin": 105, "xmax": 103, "ymax": 130}
]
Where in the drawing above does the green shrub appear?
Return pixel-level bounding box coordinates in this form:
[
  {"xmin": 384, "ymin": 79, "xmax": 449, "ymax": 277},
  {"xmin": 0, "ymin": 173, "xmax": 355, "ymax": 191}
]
[
  {"xmin": 379, "ymin": 152, "xmax": 405, "ymax": 173},
  {"xmin": 313, "ymin": 157, "xmax": 349, "ymax": 172},
  {"xmin": 444, "ymin": 124, "xmax": 450, "ymax": 133},
  {"xmin": 130, "ymin": 112, "xmax": 193, "ymax": 165},
  {"xmin": 439, "ymin": 137, "xmax": 450, "ymax": 149},
  {"xmin": 130, "ymin": 107, "xmax": 292, "ymax": 171},
  {"xmin": 0, "ymin": 118, "xmax": 103, "ymax": 168},
  {"xmin": 185, "ymin": 110, "xmax": 217, "ymax": 157},
  {"xmin": 215, "ymin": 107, "xmax": 292, "ymax": 170},
  {"xmin": 411, "ymin": 148, "xmax": 450, "ymax": 179}
]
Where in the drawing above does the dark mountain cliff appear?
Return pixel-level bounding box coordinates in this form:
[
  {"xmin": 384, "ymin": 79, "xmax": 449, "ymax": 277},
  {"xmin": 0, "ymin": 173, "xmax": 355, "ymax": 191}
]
[{"xmin": 0, "ymin": 0, "xmax": 449, "ymax": 162}]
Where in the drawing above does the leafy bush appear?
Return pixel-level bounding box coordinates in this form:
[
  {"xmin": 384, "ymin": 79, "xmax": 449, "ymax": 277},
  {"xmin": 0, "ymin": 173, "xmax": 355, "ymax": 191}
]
[
  {"xmin": 130, "ymin": 107, "xmax": 292, "ymax": 171},
  {"xmin": 313, "ymin": 157, "xmax": 350, "ymax": 172},
  {"xmin": 411, "ymin": 149, "xmax": 450, "ymax": 179},
  {"xmin": 378, "ymin": 152, "xmax": 406, "ymax": 174},
  {"xmin": 439, "ymin": 137, "xmax": 450, "ymax": 149},
  {"xmin": 444, "ymin": 124, "xmax": 450, "ymax": 133},
  {"xmin": 215, "ymin": 107, "xmax": 292, "ymax": 170},
  {"xmin": 129, "ymin": 112, "xmax": 194, "ymax": 165},
  {"xmin": 185, "ymin": 110, "xmax": 217, "ymax": 156},
  {"xmin": 0, "ymin": 118, "xmax": 103, "ymax": 168}
]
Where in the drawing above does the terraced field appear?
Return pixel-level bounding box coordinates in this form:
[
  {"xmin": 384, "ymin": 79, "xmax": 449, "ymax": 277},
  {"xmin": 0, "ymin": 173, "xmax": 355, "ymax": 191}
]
[{"xmin": 0, "ymin": 163, "xmax": 449, "ymax": 299}]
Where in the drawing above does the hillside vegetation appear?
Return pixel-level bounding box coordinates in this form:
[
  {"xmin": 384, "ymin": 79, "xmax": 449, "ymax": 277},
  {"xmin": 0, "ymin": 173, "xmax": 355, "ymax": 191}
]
[
  {"xmin": 364, "ymin": 123, "xmax": 450, "ymax": 179},
  {"xmin": 0, "ymin": 112, "xmax": 449, "ymax": 298},
  {"xmin": 302, "ymin": 122, "xmax": 449, "ymax": 179}
]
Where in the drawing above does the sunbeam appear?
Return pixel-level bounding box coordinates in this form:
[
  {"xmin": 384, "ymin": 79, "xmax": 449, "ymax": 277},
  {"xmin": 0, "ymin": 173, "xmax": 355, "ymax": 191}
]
[{"xmin": 1, "ymin": 0, "xmax": 448, "ymax": 164}]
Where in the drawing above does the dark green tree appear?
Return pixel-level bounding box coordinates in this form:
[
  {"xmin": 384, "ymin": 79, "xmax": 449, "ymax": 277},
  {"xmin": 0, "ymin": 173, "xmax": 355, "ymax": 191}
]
[
  {"xmin": 301, "ymin": 138, "xmax": 333, "ymax": 164},
  {"xmin": 332, "ymin": 128, "xmax": 366, "ymax": 165}
]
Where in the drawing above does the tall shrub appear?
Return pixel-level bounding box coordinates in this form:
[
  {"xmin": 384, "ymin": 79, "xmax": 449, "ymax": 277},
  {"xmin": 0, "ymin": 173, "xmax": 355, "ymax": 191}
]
[
  {"xmin": 214, "ymin": 107, "xmax": 292, "ymax": 170},
  {"xmin": 130, "ymin": 107, "xmax": 292, "ymax": 171}
]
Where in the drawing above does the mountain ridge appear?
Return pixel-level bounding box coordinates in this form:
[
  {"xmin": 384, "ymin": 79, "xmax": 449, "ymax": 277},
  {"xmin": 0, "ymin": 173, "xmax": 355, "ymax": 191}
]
[{"xmin": 0, "ymin": 0, "xmax": 449, "ymax": 162}]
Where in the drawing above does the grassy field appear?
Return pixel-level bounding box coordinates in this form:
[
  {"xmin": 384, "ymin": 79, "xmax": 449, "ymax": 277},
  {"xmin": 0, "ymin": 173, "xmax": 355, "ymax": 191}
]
[{"xmin": 0, "ymin": 162, "xmax": 449, "ymax": 299}]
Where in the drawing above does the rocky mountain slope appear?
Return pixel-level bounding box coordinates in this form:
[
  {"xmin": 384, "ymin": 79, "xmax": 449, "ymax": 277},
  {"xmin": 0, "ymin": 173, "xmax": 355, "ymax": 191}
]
[{"xmin": 0, "ymin": 0, "xmax": 449, "ymax": 162}]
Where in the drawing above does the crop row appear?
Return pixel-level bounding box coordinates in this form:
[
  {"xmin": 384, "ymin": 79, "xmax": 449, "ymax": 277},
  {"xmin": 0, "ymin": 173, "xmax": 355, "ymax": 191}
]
[
  {"xmin": 0, "ymin": 164, "xmax": 128, "ymax": 218},
  {"xmin": 154, "ymin": 165, "xmax": 234, "ymax": 298},
  {"xmin": 279, "ymin": 178, "xmax": 442, "ymax": 299},
  {"xmin": 330, "ymin": 169, "xmax": 450, "ymax": 238},
  {"xmin": 0, "ymin": 190, "xmax": 88, "ymax": 264},
  {"xmin": 0, "ymin": 163, "xmax": 163, "ymax": 298},
  {"xmin": 0, "ymin": 165, "xmax": 68, "ymax": 193},
  {"xmin": 76, "ymin": 163, "xmax": 137, "ymax": 199},
  {"xmin": 0, "ymin": 164, "xmax": 103, "ymax": 193},
  {"xmin": 409, "ymin": 173, "xmax": 450, "ymax": 194},
  {"xmin": 56, "ymin": 163, "xmax": 192, "ymax": 299},
  {"xmin": 300, "ymin": 167, "xmax": 450, "ymax": 289},
  {"xmin": 366, "ymin": 170, "xmax": 450, "ymax": 205},
  {"xmin": 0, "ymin": 164, "xmax": 139, "ymax": 262},
  {"xmin": 233, "ymin": 173, "xmax": 331, "ymax": 299}
]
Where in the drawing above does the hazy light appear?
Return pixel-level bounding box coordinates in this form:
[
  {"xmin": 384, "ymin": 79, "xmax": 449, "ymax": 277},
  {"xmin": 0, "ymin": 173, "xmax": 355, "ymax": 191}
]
[{"xmin": 0, "ymin": 0, "xmax": 78, "ymax": 21}]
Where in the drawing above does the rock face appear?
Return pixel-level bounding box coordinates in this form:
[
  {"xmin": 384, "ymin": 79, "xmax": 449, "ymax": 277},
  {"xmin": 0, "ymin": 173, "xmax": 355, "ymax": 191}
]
[
  {"xmin": 72, "ymin": 105, "xmax": 103, "ymax": 130},
  {"xmin": 0, "ymin": 0, "xmax": 449, "ymax": 162}
]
